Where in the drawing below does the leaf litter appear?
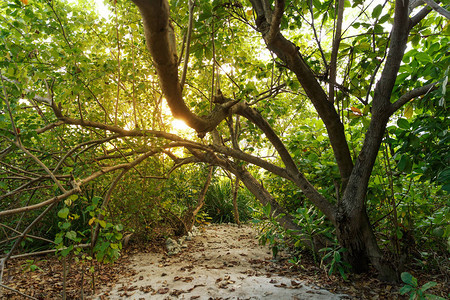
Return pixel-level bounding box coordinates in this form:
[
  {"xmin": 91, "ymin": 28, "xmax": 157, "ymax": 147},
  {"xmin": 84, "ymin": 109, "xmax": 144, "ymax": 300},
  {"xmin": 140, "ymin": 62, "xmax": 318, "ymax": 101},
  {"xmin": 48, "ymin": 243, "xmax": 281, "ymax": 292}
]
[
  {"xmin": 2, "ymin": 223, "xmax": 448, "ymax": 299},
  {"xmin": 96, "ymin": 224, "xmax": 347, "ymax": 299}
]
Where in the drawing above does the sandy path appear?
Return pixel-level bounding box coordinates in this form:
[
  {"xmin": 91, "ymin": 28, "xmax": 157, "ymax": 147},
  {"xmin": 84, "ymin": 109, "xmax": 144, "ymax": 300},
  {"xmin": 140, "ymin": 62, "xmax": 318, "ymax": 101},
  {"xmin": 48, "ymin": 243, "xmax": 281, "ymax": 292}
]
[{"xmin": 97, "ymin": 224, "xmax": 347, "ymax": 299}]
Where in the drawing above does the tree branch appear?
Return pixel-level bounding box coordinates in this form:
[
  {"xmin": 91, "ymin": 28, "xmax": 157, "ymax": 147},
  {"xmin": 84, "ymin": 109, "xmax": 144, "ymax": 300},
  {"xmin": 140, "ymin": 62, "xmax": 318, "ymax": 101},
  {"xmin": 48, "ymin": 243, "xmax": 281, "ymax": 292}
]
[
  {"xmin": 328, "ymin": 0, "xmax": 345, "ymax": 104},
  {"xmin": 180, "ymin": 0, "xmax": 195, "ymax": 89},
  {"xmin": 267, "ymin": 0, "xmax": 285, "ymax": 42},
  {"xmin": 423, "ymin": 0, "xmax": 450, "ymax": 19},
  {"xmin": 131, "ymin": 0, "xmax": 239, "ymax": 137},
  {"xmin": 249, "ymin": 0, "xmax": 354, "ymax": 184},
  {"xmin": 390, "ymin": 82, "xmax": 437, "ymax": 112},
  {"xmin": 410, "ymin": 6, "xmax": 431, "ymax": 27}
]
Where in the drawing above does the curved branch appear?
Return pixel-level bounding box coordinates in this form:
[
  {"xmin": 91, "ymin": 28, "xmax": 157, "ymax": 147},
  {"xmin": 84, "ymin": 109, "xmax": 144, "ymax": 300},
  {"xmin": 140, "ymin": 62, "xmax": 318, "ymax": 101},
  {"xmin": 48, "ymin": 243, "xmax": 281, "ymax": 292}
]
[
  {"xmin": 92, "ymin": 168, "xmax": 129, "ymax": 247},
  {"xmin": 131, "ymin": 0, "xmax": 239, "ymax": 137},
  {"xmin": 53, "ymin": 135, "xmax": 120, "ymax": 172},
  {"xmin": 390, "ymin": 82, "xmax": 437, "ymax": 112},
  {"xmin": 46, "ymin": 115, "xmax": 338, "ymax": 221},
  {"xmin": 0, "ymin": 149, "xmax": 160, "ymax": 218}
]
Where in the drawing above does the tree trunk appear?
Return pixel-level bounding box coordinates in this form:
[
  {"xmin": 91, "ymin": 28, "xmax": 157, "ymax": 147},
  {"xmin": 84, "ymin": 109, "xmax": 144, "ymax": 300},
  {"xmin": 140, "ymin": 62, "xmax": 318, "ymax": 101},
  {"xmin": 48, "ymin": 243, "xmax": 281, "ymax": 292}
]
[{"xmin": 336, "ymin": 201, "xmax": 398, "ymax": 281}]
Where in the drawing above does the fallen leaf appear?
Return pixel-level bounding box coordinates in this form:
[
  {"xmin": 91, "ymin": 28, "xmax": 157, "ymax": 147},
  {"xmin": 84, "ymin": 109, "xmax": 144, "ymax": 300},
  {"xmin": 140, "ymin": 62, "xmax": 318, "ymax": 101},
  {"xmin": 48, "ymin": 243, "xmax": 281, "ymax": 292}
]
[{"xmin": 157, "ymin": 287, "xmax": 169, "ymax": 294}]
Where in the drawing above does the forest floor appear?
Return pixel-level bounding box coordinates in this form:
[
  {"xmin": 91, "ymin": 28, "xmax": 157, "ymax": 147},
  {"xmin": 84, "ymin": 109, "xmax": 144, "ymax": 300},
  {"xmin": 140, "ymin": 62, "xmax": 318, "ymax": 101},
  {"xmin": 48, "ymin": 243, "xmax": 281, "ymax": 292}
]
[{"xmin": 1, "ymin": 223, "xmax": 448, "ymax": 299}]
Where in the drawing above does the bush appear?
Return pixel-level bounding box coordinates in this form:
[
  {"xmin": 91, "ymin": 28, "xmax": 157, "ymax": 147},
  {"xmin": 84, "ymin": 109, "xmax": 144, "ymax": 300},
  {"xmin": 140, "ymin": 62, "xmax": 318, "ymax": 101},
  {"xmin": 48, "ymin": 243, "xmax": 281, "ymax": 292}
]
[{"xmin": 204, "ymin": 179, "xmax": 254, "ymax": 223}]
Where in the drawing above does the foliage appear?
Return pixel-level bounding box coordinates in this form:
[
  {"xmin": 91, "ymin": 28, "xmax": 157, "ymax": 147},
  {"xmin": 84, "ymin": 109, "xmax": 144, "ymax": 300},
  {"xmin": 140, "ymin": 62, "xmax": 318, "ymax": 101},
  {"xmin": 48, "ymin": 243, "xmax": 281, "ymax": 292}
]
[
  {"xmin": 252, "ymin": 203, "xmax": 288, "ymax": 259},
  {"xmin": 194, "ymin": 211, "xmax": 212, "ymax": 227},
  {"xmin": 399, "ymin": 272, "xmax": 446, "ymax": 300},
  {"xmin": 55, "ymin": 195, "xmax": 123, "ymax": 264},
  {"xmin": 204, "ymin": 178, "xmax": 254, "ymax": 224},
  {"xmin": 21, "ymin": 259, "xmax": 44, "ymax": 272},
  {"xmin": 319, "ymin": 246, "xmax": 351, "ymax": 281},
  {"xmin": 292, "ymin": 205, "xmax": 332, "ymax": 261},
  {"xmin": 0, "ymin": 0, "xmax": 448, "ymax": 288}
]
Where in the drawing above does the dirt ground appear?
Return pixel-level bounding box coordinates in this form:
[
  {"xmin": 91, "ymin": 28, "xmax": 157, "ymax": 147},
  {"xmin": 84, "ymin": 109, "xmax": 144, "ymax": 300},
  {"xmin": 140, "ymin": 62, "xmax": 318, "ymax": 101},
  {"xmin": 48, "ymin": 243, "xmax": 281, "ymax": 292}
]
[
  {"xmin": 96, "ymin": 223, "xmax": 348, "ymax": 299},
  {"xmin": 2, "ymin": 223, "xmax": 448, "ymax": 299}
]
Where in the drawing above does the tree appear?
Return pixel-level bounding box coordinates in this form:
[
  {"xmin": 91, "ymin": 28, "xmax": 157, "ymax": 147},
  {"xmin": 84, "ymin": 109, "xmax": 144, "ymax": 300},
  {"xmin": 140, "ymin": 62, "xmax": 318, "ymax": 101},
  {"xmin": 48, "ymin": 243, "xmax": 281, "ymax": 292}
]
[
  {"xmin": 0, "ymin": 0, "xmax": 448, "ymax": 283},
  {"xmin": 130, "ymin": 0, "xmax": 448, "ymax": 280}
]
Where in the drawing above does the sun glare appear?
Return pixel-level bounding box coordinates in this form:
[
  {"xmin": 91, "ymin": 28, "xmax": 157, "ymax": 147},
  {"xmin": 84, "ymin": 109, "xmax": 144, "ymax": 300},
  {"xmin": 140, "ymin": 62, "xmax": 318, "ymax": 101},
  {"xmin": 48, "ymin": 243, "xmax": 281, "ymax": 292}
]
[{"xmin": 171, "ymin": 119, "xmax": 190, "ymax": 132}]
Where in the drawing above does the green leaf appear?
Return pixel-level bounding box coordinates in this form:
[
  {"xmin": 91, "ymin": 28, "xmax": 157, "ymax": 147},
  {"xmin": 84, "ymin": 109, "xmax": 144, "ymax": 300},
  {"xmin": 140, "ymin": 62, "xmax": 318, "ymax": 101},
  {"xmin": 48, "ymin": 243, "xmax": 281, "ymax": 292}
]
[
  {"xmin": 0, "ymin": 181, "xmax": 7, "ymax": 190},
  {"xmin": 98, "ymin": 220, "xmax": 107, "ymax": 228},
  {"xmin": 64, "ymin": 194, "xmax": 78, "ymax": 206},
  {"xmin": 58, "ymin": 207, "xmax": 70, "ymax": 219},
  {"xmin": 399, "ymin": 285, "xmax": 414, "ymax": 295},
  {"xmin": 378, "ymin": 14, "xmax": 390, "ymax": 23},
  {"xmin": 334, "ymin": 251, "xmax": 341, "ymax": 262},
  {"xmin": 372, "ymin": 4, "xmax": 383, "ymax": 19},
  {"xmin": 401, "ymin": 272, "xmax": 418, "ymax": 287},
  {"xmin": 60, "ymin": 245, "xmax": 73, "ymax": 257},
  {"xmin": 60, "ymin": 222, "xmax": 71, "ymax": 230},
  {"xmin": 92, "ymin": 196, "xmax": 102, "ymax": 206},
  {"xmin": 397, "ymin": 118, "xmax": 410, "ymax": 129},
  {"xmin": 65, "ymin": 230, "xmax": 77, "ymax": 241},
  {"xmin": 398, "ymin": 155, "xmax": 413, "ymax": 173},
  {"xmin": 425, "ymin": 294, "xmax": 447, "ymax": 300},
  {"xmin": 420, "ymin": 281, "xmax": 437, "ymax": 292},
  {"xmin": 54, "ymin": 236, "xmax": 63, "ymax": 244}
]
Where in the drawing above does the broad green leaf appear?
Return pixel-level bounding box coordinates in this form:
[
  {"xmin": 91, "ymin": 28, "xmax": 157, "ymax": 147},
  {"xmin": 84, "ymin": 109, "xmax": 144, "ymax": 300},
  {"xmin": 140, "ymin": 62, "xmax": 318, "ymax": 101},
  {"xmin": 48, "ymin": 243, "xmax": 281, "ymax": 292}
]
[
  {"xmin": 0, "ymin": 181, "xmax": 7, "ymax": 190},
  {"xmin": 420, "ymin": 281, "xmax": 437, "ymax": 292},
  {"xmin": 60, "ymin": 222, "xmax": 71, "ymax": 230},
  {"xmin": 397, "ymin": 118, "xmax": 410, "ymax": 129},
  {"xmin": 98, "ymin": 220, "xmax": 107, "ymax": 228},
  {"xmin": 65, "ymin": 230, "xmax": 77, "ymax": 241},
  {"xmin": 58, "ymin": 207, "xmax": 70, "ymax": 219},
  {"xmin": 398, "ymin": 155, "xmax": 413, "ymax": 173},
  {"xmin": 64, "ymin": 194, "xmax": 78, "ymax": 206},
  {"xmin": 371, "ymin": 4, "xmax": 383, "ymax": 19},
  {"xmin": 401, "ymin": 272, "xmax": 417, "ymax": 287},
  {"xmin": 60, "ymin": 245, "xmax": 73, "ymax": 257},
  {"xmin": 399, "ymin": 285, "xmax": 414, "ymax": 295},
  {"xmin": 92, "ymin": 196, "xmax": 102, "ymax": 206}
]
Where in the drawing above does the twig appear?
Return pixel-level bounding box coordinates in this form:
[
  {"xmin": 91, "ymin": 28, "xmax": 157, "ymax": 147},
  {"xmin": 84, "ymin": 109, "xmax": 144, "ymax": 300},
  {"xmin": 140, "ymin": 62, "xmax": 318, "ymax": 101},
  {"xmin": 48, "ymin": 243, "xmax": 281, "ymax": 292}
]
[
  {"xmin": 3, "ymin": 202, "xmax": 58, "ymax": 262},
  {"xmin": 13, "ymin": 141, "xmax": 67, "ymax": 193},
  {"xmin": 302, "ymin": 2, "xmax": 328, "ymax": 69},
  {"xmin": 114, "ymin": 0, "xmax": 121, "ymax": 125},
  {"xmin": 91, "ymin": 168, "xmax": 129, "ymax": 247},
  {"xmin": 0, "ymin": 283, "xmax": 38, "ymax": 300},
  {"xmin": 0, "ymin": 223, "xmax": 56, "ymax": 246},
  {"xmin": 181, "ymin": 0, "xmax": 195, "ymax": 89},
  {"xmin": 5, "ymin": 244, "xmax": 90, "ymax": 260},
  {"xmin": 1, "ymin": 71, "xmax": 66, "ymax": 193}
]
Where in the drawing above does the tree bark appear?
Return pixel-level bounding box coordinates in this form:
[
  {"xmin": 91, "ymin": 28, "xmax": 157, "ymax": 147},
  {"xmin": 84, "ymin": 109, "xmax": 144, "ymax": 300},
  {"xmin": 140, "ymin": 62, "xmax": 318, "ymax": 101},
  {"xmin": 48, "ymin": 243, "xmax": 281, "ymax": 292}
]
[
  {"xmin": 249, "ymin": 0, "xmax": 354, "ymax": 186},
  {"xmin": 131, "ymin": 0, "xmax": 241, "ymax": 137},
  {"xmin": 335, "ymin": 0, "xmax": 411, "ymax": 281}
]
